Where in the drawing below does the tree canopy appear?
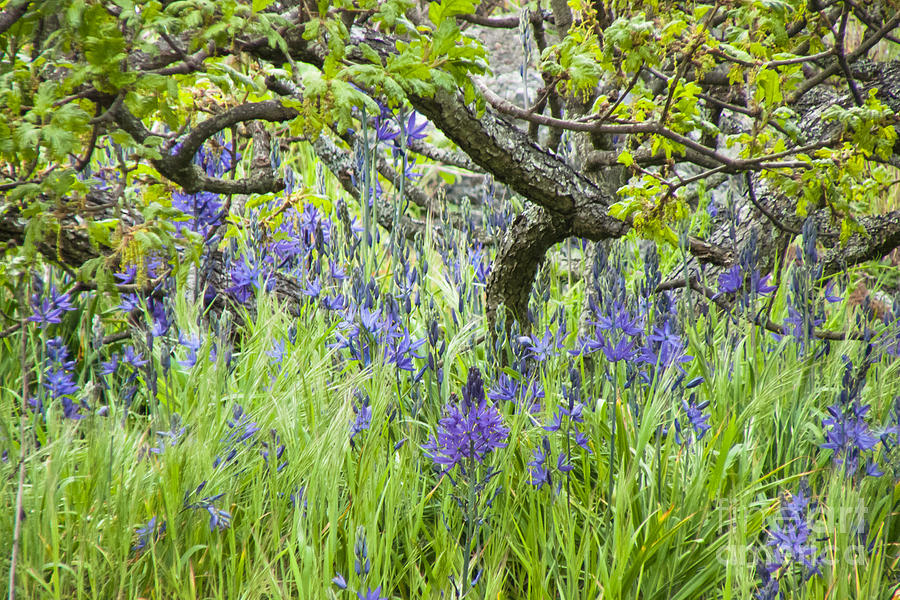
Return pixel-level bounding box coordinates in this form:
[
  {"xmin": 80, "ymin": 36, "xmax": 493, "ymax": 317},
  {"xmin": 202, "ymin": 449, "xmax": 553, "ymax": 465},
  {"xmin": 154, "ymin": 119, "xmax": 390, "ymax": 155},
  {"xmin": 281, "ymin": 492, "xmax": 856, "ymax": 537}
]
[{"xmin": 3, "ymin": 0, "xmax": 900, "ymax": 327}]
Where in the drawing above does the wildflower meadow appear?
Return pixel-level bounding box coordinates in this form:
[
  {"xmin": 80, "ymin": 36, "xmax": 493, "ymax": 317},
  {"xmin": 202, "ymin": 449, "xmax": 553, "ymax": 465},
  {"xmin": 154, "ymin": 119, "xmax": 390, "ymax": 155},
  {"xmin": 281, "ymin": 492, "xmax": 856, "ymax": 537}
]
[
  {"xmin": 3, "ymin": 1, "xmax": 900, "ymax": 599},
  {"xmin": 2, "ymin": 122, "xmax": 900, "ymax": 599}
]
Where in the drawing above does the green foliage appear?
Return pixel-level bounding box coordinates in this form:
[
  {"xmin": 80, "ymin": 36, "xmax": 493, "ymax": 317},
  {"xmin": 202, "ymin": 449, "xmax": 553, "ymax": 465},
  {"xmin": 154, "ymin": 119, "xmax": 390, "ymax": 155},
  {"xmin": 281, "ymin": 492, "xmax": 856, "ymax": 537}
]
[{"xmin": 2, "ymin": 242, "xmax": 899, "ymax": 599}]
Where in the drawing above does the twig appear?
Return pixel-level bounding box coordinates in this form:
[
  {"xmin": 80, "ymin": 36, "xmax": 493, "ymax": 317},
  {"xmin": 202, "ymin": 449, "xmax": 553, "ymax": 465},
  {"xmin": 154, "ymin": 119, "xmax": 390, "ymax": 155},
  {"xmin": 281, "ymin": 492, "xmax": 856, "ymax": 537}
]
[
  {"xmin": 644, "ymin": 66, "xmax": 760, "ymax": 119},
  {"xmin": 655, "ymin": 275, "xmax": 865, "ymax": 340},
  {"xmin": 406, "ymin": 138, "xmax": 482, "ymax": 172},
  {"xmin": 473, "ymin": 76, "xmax": 812, "ymax": 172},
  {"xmin": 744, "ymin": 172, "xmax": 801, "ymax": 234},
  {"xmin": 660, "ymin": 6, "xmax": 719, "ymax": 125},
  {"xmin": 72, "ymin": 104, "xmax": 103, "ymax": 172},
  {"xmin": 835, "ymin": 5, "xmax": 864, "ymax": 106},
  {"xmin": 788, "ymin": 12, "xmax": 900, "ymax": 104},
  {"xmin": 592, "ymin": 67, "xmax": 643, "ymax": 125},
  {"xmin": 456, "ymin": 10, "xmax": 552, "ymax": 28},
  {"xmin": 846, "ymin": 0, "xmax": 900, "ymax": 45}
]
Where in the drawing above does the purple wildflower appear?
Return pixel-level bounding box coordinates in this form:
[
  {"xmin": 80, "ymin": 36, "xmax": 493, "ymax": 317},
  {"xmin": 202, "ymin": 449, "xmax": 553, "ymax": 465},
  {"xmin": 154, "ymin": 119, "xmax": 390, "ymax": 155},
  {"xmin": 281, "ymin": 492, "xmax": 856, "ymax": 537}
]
[
  {"xmin": 148, "ymin": 298, "xmax": 170, "ymax": 338},
  {"xmin": 487, "ymin": 373, "xmax": 518, "ymax": 403},
  {"xmin": 28, "ymin": 285, "xmax": 76, "ymax": 327},
  {"xmin": 332, "ymin": 573, "xmax": 348, "ymax": 590},
  {"xmin": 43, "ymin": 337, "xmax": 84, "ymax": 419},
  {"xmin": 122, "ymin": 345, "xmax": 148, "ymax": 368},
  {"xmin": 517, "ymin": 328, "xmax": 560, "ymax": 362},
  {"xmin": 267, "ymin": 339, "xmax": 287, "ymax": 367},
  {"xmin": 227, "ymin": 254, "xmax": 273, "ymax": 304},
  {"xmin": 405, "ymin": 112, "xmax": 428, "ymax": 140},
  {"xmin": 184, "ymin": 484, "xmax": 232, "ymax": 531},
  {"xmin": 132, "ymin": 516, "xmax": 166, "ymax": 554},
  {"xmin": 765, "ymin": 481, "xmax": 823, "ymax": 581},
  {"xmin": 602, "ymin": 336, "xmax": 636, "ymax": 363},
  {"xmin": 681, "ymin": 396, "xmax": 711, "ymax": 440},
  {"xmin": 100, "ymin": 353, "xmax": 120, "ymax": 376},
  {"xmin": 527, "ymin": 437, "xmax": 552, "ymax": 490},
  {"xmin": 422, "ymin": 368, "xmax": 510, "ymax": 473},
  {"xmin": 642, "ymin": 320, "xmax": 692, "ymax": 370},
  {"xmin": 178, "ymin": 334, "xmax": 202, "ymax": 368},
  {"xmin": 149, "ymin": 416, "xmax": 186, "ymax": 455},
  {"xmin": 356, "ymin": 587, "xmax": 386, "ymax": 600},
  {"xmin": 717, "ymin": 265, "xmax": 743, "ymax": 296},
  {"xmin": 118, "ymin": 292, "xmax": 141, "ymax": 313},
  {"xmin": 821, "ymin": 402, "xmax": 879, "ymax": 473},
  {"xmin": 383, "ymin": 330, "xmax": 425, "ymax": 372},
  {"xmin": 350, "ymin": 394, "xmax": 372, "ymax": 448}
]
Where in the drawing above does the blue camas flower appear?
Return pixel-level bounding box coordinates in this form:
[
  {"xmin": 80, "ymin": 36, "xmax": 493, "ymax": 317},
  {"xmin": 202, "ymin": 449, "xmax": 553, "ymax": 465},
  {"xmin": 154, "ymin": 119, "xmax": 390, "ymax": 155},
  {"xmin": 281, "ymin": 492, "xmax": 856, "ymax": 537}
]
[
  {"xmin": 821, "ymin": 402, "xmax": 879, "ymax": 473},
  {"xmin": 332, "ymin": 526, "xmax": 387, "ymax": 599},
  {"xmin": 178, "ymin": 334, "xmax": 202, "ymax": 368},
  {"xmin": 717, "ymin": 265, "xmax": 743, "ymax": 296},
  {"xmin": 517, "ymin": 328, "xmax": 559, "ymax": 362},
  {"xmin": 642, "ymin": 320, "xmax": 692, "ymax": 371},
  {"xmin": 821, "ymin": 354, "xmax": 882, "ymax": 476},
  {"xmin": 764, "ymin": 481, "xmax": 823, "ymax": 582},
  {"xmin": 681, "ymin": 395, "xmax": 712, "ymax": 441},
  {"xmin": 43, "ymin": 337, "xmax": 85, "ymax": 419},
  {"xmin": 422, "ymin": 368, "xmax": 510, "ymax": 473},
  {"xmin": 149, "ymin": 415, "xmax": 186, "ymax": 455},
  {"xmin": 227, "ymin": 253, "xmax": 273, "ymax": 304},
  {"xmin": 350, "ymin": 392, "xmax": 372, "ymax": 449},
  {"xmin": 183, "ymin": 482, "xmax": 232, "ymax": 531},
  {"xmin": 527, "ymin": 436, "xmax": 575, "ymax": 493},
  {"xmin": 28, "ymin": 284, "xmax": 76, "ymax": 327},
  {"xmin": 356, "ymin": 587, "xmax": 386, "ymax": 600},
  {"xmin": 132, "ymin": 516, "xmax": 166, "ymax": 554}
]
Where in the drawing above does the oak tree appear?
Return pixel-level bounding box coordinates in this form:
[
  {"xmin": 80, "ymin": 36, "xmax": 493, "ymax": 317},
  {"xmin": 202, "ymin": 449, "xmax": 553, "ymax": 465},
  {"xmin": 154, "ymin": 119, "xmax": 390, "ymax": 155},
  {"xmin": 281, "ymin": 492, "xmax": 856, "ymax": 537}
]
[{"xmin": 2, "ymin": 0, "xmax": 900, "ymax": 332}]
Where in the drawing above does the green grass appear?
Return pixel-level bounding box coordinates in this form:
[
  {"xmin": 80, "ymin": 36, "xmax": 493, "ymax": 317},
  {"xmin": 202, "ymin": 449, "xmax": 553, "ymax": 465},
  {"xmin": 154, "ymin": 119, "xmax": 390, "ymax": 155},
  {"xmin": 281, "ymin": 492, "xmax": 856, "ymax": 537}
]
[
  {"xmin": 1, "ymin": 138, "xmax": 899, "ymax": 599},
  {"xmin": 2, "ymin": 252, "xmax": 899, "ymax": 599}
]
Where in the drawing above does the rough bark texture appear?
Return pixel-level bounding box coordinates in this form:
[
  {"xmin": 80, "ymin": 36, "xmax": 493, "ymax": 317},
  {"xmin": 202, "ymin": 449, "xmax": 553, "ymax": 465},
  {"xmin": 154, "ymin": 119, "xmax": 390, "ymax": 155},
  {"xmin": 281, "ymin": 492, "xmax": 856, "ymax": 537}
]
[
  {"xmin": 664, "ymin": 59, "xmax": 900, "ymax": 298},
  {"xmin": 0, "ymin": 189, "xmax": 126, "ymax": 268},
  {"xmin": 485, "ymin": 204, "xmax": 571, "ymax": 324},
  {"xmin": 6, "ymin": 12, "xmax": 900, "ymax": 329},
  {"xmin": 410, "ymin": 90, "xmax": 618, "ymax": 219}
]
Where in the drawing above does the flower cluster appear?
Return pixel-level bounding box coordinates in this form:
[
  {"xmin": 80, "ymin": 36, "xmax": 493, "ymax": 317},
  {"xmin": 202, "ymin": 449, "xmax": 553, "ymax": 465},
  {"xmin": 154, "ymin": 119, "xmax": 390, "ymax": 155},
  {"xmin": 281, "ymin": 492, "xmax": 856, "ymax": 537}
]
[
  {"xmin": 674, "ymin": 392, "xmax": 712, "ymax": 445},
  {"xmin": 329, "ymin": 273, "xmax": 426, "ymax": 376},
  {"xmin": 218, "ymin": 404, "xmax": 287, "ymax": 473},
  {"xmin": 132, "ymin": 516, "xmax": 166, "ymax": 554},
  {"xmin": 183, "ymin": 481, "xmax": 232, "ymax": 531},
  {"xmin": 227, "ymin": 251, "xmax": 275, "ymax": 304},
  {"xmin": 100, "ymin": 344, "xmax": 149, "ymax": 407},
  {"xmin": 42, "ymin": 337, "xmax": 87, "ymax": 419},
  {"xmin": 28, "ymin": 283, "xmax": 76, "ymax": 327},
  {"xmin": 422, "ymin": 368, "xmax": 510, "ymax": 474},
  {"xmin": 527, "ymin": 436, "xmax": 574, "ymax": 493},
  {"xmin": 820, "ymin": 354, "xmax": 882, "ymax": 478},
  {"xmin": 571, "ymin": 246, "xmax": 693, "ymax": 382},
  {"xmin": 349, "ymin": 390, "xmax": 372, "ymax": 449},
  {"xmin": 148, "ymin": 414, "xmax": 186, "ymax": 456},
  {"xmin": 756, "ymin": 481, "xmax": 823, "ymax": 599}
]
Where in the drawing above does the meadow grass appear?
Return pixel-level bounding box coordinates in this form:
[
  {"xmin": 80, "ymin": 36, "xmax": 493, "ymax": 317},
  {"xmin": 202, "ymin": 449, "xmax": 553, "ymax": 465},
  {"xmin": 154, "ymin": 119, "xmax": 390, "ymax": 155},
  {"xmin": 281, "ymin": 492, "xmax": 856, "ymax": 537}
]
[
  {"xmin": 2, "ymin": 140, "xmax": 899, "ymax": 600},
  {"xmin": 2, "ymin": 237, "xmax": 899, "ymax": 599}
]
